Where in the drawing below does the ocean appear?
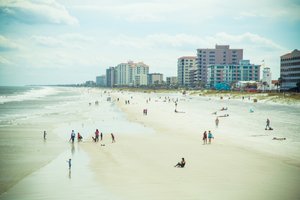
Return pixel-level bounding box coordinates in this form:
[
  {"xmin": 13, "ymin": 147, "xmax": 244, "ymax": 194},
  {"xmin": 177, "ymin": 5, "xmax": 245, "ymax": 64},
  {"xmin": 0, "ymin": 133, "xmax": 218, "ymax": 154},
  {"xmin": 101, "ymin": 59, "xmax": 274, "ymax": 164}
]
[{"xmin": 0, "ymin": 86, "xmax": 154, "ymax": 198}]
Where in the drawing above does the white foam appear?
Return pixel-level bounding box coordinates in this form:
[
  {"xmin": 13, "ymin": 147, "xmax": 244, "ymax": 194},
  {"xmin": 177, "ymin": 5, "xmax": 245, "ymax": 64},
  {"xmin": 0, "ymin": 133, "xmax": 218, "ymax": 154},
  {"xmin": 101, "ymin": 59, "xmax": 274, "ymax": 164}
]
[{"xmin": 0, "ymin": 87, "xmax": 60, "ymax": 104}]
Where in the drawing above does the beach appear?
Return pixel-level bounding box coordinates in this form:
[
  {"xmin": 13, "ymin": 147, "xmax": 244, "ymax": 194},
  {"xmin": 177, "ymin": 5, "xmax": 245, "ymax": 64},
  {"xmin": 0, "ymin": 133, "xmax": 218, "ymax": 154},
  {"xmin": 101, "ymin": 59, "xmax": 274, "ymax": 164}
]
[{"xmin": 0, "ymin": 87, "xmax": 300, "ymax": 200}]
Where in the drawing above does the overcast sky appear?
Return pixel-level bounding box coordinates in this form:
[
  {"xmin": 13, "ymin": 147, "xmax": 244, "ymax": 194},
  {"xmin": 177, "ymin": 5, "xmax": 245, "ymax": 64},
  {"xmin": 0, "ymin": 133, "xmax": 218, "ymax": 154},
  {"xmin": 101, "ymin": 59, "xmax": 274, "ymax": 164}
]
[{"xmin": 0, "ymin": 0, "xmax": 299, "ymax": 85}]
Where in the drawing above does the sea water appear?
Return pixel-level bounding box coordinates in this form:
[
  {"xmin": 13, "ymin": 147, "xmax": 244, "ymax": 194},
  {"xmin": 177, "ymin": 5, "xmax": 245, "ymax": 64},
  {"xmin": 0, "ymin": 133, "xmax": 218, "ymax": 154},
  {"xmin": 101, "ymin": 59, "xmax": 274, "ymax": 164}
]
[{"xmin": 0, "ymin": 86, "xmax": 154, "ymax": 199}]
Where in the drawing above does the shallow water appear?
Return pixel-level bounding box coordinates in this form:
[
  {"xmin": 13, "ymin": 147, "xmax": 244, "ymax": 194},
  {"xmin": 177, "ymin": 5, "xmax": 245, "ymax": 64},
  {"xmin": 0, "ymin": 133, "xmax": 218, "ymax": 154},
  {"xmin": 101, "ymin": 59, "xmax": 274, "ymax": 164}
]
[
  {"xmin": 0, "ymin": 148, "xmax": 120, "ymax": 200},
  {"xmin": 0, "ymin": 86, "xmax": 155, "ymax": 198}
]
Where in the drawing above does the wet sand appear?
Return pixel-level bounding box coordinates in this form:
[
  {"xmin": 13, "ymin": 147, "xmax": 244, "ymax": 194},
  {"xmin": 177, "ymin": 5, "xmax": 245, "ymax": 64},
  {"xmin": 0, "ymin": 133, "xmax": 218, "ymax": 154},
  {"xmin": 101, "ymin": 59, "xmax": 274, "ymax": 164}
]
[{"xmin": 1, "ymin": 88, "xmax": 300, "ymax": 200}]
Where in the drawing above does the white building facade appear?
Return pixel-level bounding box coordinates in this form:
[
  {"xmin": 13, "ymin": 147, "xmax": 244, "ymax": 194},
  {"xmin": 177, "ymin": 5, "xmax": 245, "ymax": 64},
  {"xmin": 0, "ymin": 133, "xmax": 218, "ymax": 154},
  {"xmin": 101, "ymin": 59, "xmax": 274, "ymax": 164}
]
[
  {"xmin": 115, "ymin": 61, "xmax": 149, "ymax": 86},
  {"xmin": 177, "ymin": 56, "xmax": 196, "ymax": 86},
  {"xmin": 262, "ymin": 67, "xmax": 272, "ymax": 90}
]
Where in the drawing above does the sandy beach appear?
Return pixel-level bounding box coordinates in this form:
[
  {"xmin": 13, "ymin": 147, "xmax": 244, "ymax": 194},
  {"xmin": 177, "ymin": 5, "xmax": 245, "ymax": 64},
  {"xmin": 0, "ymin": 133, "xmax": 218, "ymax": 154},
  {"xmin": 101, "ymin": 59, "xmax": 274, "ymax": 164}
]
[
  {"xmin": 83, "ymin": 91, "xmax": 300, "ymax": 200},
  {"xmin": 1, "ymin": 87, "xmax": 300, "ymax": 200}
]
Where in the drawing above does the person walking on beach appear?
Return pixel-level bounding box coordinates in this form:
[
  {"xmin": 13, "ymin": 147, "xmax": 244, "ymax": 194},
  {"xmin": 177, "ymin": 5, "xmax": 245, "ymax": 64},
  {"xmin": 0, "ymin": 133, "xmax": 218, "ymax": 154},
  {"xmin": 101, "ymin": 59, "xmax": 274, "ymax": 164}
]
[
  {"xmin": 43, "ymin": 131, "xmax": 47, "ymax": 140},
  {"xmin": 208, "ymin": 131, "xmax": 214, "ymax": 144},
  {"xmin": 203, "ymin": 131, "xmax": 207, "ymax": 145},
  {"xmin": 95, "ymin": 129, "xmax": 99, "ymax": 142},
  {"xmin": 100, "ymin": 132, "xmax": 103, "ymax": 141},
  {"xmin": 215, "ymin": 117, "xmax": 219, "ymax": 128},
  {"xmin": 111, "ymin": 133, "xmax": 115, "ymax": 143},
  {"xmin": 265, "ymin": 118, "xmax": 271, "ymax": 130},
  {"xmin": 70, "ymin": 130, "xmax": 76, "ymax": 143},
  {"xmin": 67, "ymin": 159, "xmax": 72, "ymax": 170},
  {"xmin": 174, "ymin": 158, "xmax": 186, "ymax": 168}
]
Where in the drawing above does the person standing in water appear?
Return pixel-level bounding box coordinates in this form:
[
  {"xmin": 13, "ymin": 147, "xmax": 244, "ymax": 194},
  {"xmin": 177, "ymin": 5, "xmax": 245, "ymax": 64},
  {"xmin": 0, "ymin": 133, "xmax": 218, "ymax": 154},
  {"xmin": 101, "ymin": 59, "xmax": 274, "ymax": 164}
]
[
  {"xmin": 215, "ymin": 117, "xmax": 219, "ymax": 128},
  {"xmin": 43, "ymin": 131, "xmax": 47, "ymax": 140},
  {"xmin": 208, "ymin": 131, "xmax": 214, "ymax": 144},
  {"xmin": 266, "ymin": 119, "xmax": 270, "ymax": 130},
  {"xmin": 111, "ymin": 133, "xmax": 115, "ymax": 143},
  {"xmin": 70, "ymin": 130, "xmax": 76, "ymax": 143},
  {"xmin": 67, "ymin": 159, "xmax": 72, "ymax": 170}
]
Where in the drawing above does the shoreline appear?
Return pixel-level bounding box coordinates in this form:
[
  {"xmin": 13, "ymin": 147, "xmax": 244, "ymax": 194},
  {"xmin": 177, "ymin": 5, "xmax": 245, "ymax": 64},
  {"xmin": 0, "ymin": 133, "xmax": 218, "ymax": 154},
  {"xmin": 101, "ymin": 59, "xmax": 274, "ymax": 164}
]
[{"xmin": 1, "ymin": 87, "xmax": 299, "ymax": 200}]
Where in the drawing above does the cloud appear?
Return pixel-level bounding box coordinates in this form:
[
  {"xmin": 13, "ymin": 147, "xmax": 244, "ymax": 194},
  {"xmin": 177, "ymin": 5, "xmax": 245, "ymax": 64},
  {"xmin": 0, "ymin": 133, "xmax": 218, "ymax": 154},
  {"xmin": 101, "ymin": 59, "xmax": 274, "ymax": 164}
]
[
  {"xmin": 31, "ymin": 35, "xmax": 64, "ymax": 47},
  {"xmin": 110, "ymin": 32, "xmax": 286, "ymax": 52},
  {"xmin": 0, "ymin": 55, "xmax": 12, "ymax": 64},
  {"xmin": 0, "ymin": 35, "xmax": 19, "ymax": 51},
  {"xmin": 0, "ymin": 0, "xmax": 78, "ymax": 25}
]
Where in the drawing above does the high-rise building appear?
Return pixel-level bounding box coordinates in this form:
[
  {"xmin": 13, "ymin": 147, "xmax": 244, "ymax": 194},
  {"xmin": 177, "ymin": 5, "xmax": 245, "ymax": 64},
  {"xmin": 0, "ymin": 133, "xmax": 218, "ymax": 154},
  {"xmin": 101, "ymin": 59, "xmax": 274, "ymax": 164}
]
[
  {"xmin": 166, "ymin": 76, "xmax": 178, "ymax": 86},
  {"xmin": 96, "ymin": 75, "xmax": 106, "ymax": 86},
  {"xmin": 196, "ymin": 45, "xmax": 243, "ymax": 85},
  {"xmin": 207, "ymin": 60, "xmax": 260, "ymax": 88},
  {"xmin": 114, "ymin": 61, "xmax": 149, "ymax": 86},
  {"xmin": 115, "ymin": 62, "xmax": 131, "ymax": 86},
  {"xmin": 131, "ymin": 62, "xmax": 149, "ymax": 86},
  {"xmin": 262, "ymin": 67, "xmax": 272, "ymax": 90},
  {"xmin": 280, "ymin": 49, "xmax": 300, "ymax": 90},
  {"xmin": 177, "ymin": 56, "xmax": 196, "ymax": 86},
  {"xmin": 106, "ymin": 67, "xmax": 116, "ymax": 87},
  {"xmin": 148, "ymin": 73, "xmax": 164, "ymax": 85}
]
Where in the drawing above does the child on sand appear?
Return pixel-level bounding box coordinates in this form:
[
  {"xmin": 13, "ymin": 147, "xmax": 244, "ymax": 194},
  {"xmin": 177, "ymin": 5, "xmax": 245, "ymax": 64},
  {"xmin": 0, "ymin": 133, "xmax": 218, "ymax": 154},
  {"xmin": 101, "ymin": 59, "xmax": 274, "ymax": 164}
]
[
  {"xmin": 77, "ymin": 132, "xmax": 83, "ymax": 142},
  {"xmin": 67, "ymin": 159, "xmax": 72, "ymax": 170}
]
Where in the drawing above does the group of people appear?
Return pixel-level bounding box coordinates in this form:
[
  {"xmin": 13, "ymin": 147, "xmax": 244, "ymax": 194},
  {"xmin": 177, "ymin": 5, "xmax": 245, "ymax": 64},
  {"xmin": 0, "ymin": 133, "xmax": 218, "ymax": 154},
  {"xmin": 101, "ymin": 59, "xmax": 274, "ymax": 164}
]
[
  {"xmin": 203, "ymin": 131, "xmax": 214, "ymax": 144},
  {"xmin": 92, "ymin": 129, "xmax": 115, "ymax": 143},
  {"xmin": 69, "ymin": 129, "xmax": 115, "ymax": 143},
  {"xmin": 69, "ymin": 130, "xmax": 83, "ymax": 143},
  {"xmin": 143, "ymin": 109, "xmax": 148, "ymax": 115}
]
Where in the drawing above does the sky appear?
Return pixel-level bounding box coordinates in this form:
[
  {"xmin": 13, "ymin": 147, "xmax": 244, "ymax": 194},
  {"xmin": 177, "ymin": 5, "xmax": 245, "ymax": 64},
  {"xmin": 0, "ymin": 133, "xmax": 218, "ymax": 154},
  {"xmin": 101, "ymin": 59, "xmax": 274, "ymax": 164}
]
[{"xmin": 0, "ymin": 0, "xmax": 299, "ymax": 85}]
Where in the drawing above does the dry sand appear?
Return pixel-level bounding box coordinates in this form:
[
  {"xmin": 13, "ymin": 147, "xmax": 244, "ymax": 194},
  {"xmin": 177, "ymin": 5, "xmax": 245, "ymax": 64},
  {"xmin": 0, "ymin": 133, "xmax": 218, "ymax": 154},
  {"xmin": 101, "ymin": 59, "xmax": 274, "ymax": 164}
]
[{"xmin": 82, "ymin": 91, "xmax": 300, "ymax": 200}]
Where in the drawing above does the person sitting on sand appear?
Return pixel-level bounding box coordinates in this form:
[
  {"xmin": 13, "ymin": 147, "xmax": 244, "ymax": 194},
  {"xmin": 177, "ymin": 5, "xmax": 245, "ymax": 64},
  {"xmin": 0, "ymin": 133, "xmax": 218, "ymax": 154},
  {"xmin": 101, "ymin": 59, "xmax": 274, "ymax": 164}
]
[
  {"xmin": 174, "ymin": 158, "xmax": 186, "ymax": 168},
  {"xmin": 218, "ymin": 114, "xmax": 229, "ymax": 117},
  {"xmin": 273, "ymin": 137, "xmax": 286, "ymax": 140}
]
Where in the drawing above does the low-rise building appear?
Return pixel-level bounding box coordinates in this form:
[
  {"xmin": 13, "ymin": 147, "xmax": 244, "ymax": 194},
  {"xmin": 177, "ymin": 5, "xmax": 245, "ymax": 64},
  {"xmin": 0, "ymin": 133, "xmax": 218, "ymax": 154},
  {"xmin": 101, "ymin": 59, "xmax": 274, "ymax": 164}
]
[
  {"xmin": 207, "ymin": 60, "xmax": 260, "ymax": 88},
  {"xmin": 96, "ymin": 75, "xmax": 106, "ymax": 86},
  {"xmin": 166, "ymin": 76, "xmax": 178, "ymax": 86},
  {"xmin": 148, "ymin": 73, "xmax": 164, "ymax": 85}
]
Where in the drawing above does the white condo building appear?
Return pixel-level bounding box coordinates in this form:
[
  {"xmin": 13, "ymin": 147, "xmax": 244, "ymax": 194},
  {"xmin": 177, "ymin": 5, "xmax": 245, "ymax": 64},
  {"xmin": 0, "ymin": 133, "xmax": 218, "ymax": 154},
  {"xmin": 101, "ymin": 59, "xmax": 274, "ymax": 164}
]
[
  {"xmin": 115, "ymin": 61, "xmax": 149, "ymax": 86},
  {"xmin": 177, "ymin": 56, "xmax": 196, "ymax": 86}
]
